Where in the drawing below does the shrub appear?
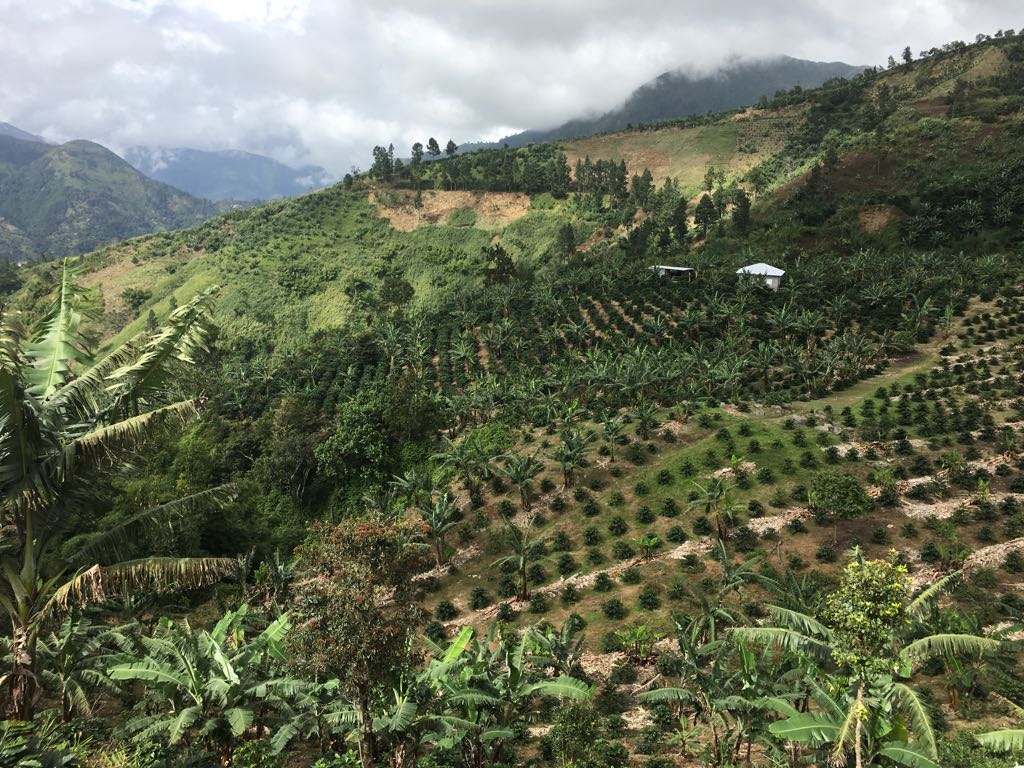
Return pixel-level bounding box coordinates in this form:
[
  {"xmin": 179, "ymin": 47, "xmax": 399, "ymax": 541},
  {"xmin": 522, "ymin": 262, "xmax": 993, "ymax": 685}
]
[
  {"xmin": 424, "ymin": 620, "xmax": 446, "ymax": 643},
  {"xmin": 620, "ymin": 567, "xmax": 642, "ymax": 585},
  {"xmin": 557, "ymin": 553, "xmax": 578, "ymax": 576},
  {"xmin": 693, "ymin": 515, "xmax": 712, "ymax": 536},
  {"xmin": 435, "ymin": 600, "xmax": 458, "ymax": 621},
  {"xmin": 594, "ymin": 572, "xmax": 615, "ymax": 592},
  {"xmin": 659, "ymin": 498, "xmax": 679, "ymax": 518},
  {"xmin": 529, "ymin": 593, "xmax": 551, "ymax": 614},
  {"xmin": 469, "ymin": 587, "xmax": 491, "ymax": 610},
  {"xmin": 496, "ymin": 602, "xmax": 516, "ymax": 622},
  {"xmin": 666, "ymin": 525, "xmax": 688, "ymax": 544},
  {"xmin": 638, "ymin": 585, "xmax": 661, "ymax": 610},
  {"xmin": 561, "ymin": 583, "xmax": 580, "ymax": 604},
  {"xmin": 527, "ymin": 563, "xmax": 547, "ymax": 584},
  {"xmin": 602, "ymin": 598, "xmax": 628, "ymax": 619},
  {"xmin": 552, "ymin": 530, "xmax": 572, "ymax": 551},
  {"xmin": 656, "ymin": 469, "xmax": 673, "ymax": 486},
  {"xmin": 608, "ymin": 516, "xmax": 629, "ymax": 536},
  {"xmin": 635, "ymin": 506, "xmax": 655, "ymax": 524},
  {"xmin": 612, "ymin": 541, "xmax": 635, "ymax": 560},
  {"xmin": 634, "ymin": 481, "xmax": 651, "ymax": 496}
]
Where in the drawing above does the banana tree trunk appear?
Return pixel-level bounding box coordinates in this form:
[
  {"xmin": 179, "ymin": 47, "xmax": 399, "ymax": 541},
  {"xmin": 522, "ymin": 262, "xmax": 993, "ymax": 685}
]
[
  {"xmin": 357, "ymin": 694, "xmax": 378, "ymax": 768},
  {"xmin": 7, "ymin": 622, "xmax": 40, "ymax": 720}
]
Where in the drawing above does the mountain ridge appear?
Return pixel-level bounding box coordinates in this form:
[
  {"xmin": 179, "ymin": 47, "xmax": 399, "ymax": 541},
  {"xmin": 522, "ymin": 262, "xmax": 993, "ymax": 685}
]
[
  {"xmin": 0, "ymin": 134, "xmax": 220, "ymax": 262},
  {"xmin": 123, "ymin": 145, "xmax": 333, "ymax": 201},
  {"xmin": 467, "ymin": 55, "xmax": 864, "ymax": 150}
]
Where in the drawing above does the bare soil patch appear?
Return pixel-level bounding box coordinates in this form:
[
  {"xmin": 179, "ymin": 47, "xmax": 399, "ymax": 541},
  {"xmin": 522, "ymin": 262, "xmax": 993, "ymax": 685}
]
[{"xmin": 368, "ymin": 189, "xmax": 531, "ymax": 232}]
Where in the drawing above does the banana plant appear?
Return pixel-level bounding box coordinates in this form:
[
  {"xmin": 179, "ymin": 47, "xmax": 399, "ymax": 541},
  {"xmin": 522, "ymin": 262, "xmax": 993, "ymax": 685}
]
[
  {"xmin": 108, "ymin": 605, "xmax": 298, "ymax": 762},
  {"xmin": 0, "ymin": 260, "xmax": 237, "ymax": 719}
]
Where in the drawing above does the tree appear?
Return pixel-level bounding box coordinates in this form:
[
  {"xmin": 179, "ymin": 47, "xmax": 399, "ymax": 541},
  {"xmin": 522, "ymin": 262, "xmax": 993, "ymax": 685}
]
[
  {"xmin": 887, "ymin": 54, "xmax": 897, "ymax": 69},
  {"xmin": 426, "ymin": 137, "xmax": 441, "ymax": 158},
  {"xmin": 35, "ymin": 613, "xmax": 132, "ymax": 722},
  {"xmin": 732, "ymin": 189, "xmax": 752, "ymax": 233},
  {"xmin": 502, "ymin": 454, "xmax": 544, "ymax": 512},
  {"xmin": 483, "ymin": 243, "xmax": 515, "ymax": 285},
  {"xmin": 548, "ymin": 429, "xmax": 593, "ymax": 488},
  {"xmin": 735, "ymin": 553, "xmax": 1001, "ymax": 768},
  {"xmin": 492, "ymin": 518, "xmax": 543, "ymax": 600},
  {"xmin": 445, "ymin": 139, "xmax": 458, "ymax": 158},
  {"xmin": 902, "ymin": 45, "xmax": 913, "ymax": 64},
  {"xmin": 421, "ymin": 493, "xmax": 460, "ymax": 568},
  {"xmin": 0, "ymin": 261, "xmax": 237, "ymax": 720},
  {"xmin": 556, "ymin": 222, "xmax": 576, "ymax": 259},
  {"xmin": 694, "ymin": 193, "xmax": 718, "ymax": 236},
  {"xmin": 289, "ymin": 516, "xmax": 429, "ymax": 768},
  {"xmin": 109, "ymin": 606, "xmax": 297, "ymax": 762},
  {"xmin": 808, "ymin": 470, "xmax": 873, "ymax": 542}
]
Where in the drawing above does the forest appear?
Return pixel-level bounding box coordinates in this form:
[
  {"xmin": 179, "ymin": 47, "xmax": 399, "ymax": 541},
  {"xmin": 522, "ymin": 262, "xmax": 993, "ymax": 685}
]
[{"xmin": 2, "ymin": 26, "xmax": 1024, "ymax": 768}]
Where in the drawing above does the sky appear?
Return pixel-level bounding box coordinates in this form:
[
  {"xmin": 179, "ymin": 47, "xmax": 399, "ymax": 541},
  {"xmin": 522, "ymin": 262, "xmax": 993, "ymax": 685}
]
[{"xmin": 0, "ymin": 0, "xmax": 1019, "ymax": 176}]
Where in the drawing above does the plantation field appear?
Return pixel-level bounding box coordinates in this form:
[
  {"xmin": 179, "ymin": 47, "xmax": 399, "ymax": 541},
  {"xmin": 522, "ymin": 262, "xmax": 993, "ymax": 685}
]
[{"xmin": 562, "ymin": 114, "xmax": 796, "ymax": 195}]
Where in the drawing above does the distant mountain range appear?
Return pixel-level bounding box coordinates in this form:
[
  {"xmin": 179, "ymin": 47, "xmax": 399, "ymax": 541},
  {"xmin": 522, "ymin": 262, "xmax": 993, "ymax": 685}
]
[
  {"xmin": 0, "ymin": 134, "xmax": 220, "ymax": 263},
  {"xmin": 123, "ymin": 146, "xmax": 333, "ymax": 202},
  {"xmin": 474, "ymin": 55, "xmax": 864, "ymax": 149}
]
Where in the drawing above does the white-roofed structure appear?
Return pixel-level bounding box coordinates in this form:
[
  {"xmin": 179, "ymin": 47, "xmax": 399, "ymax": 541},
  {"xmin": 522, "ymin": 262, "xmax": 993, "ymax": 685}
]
[
  {"xmin": 736, "ymin": 262, "xmax": 785, "ymax": 291},
  {"xmin": 649, "ymin": 265, "xmax": 696, "ymax": 282}
]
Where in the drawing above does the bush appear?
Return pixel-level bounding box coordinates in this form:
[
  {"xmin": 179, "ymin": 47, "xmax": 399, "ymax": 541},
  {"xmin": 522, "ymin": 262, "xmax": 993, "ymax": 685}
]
[
  {"xmin": 656, "ymin": 469, "xmax": 673, "ymax": 486},
  {"xmin": 620, "ymin": 567, "xmax": 642, "ymax": 585},
  {"xmin": 435, "ymin": 600, "xmax": 458, "ymax": 621},
  {"xmin": 666, "ymin": 525, "xmax": 688, "ymax": 544},
  {"xmin": 496, "ymin": 602, "xmax": 516, "ymax": 622},
  {"xmin": 608, "ymin": 516, "xmax": 629, "ymax": 536},
  {"xmin": 557, "ymin": 553, "xmax": 579, "ymax": 576},
  {"xmin": 602, "ymin": 598, "xmax": 628, "ymax": 619},
  {"xmin": 638, "ymin": 585, "xmax": 661, "ymax": 610},
  {"xmin": 529, "ymin": 593, "xmax": 550, "ymax": 614},
  {"xmin": 594, "ymin": 572, "xmax": 615, "ymax": 592},
  {"xmin": 809, "ymin": 470, "xmax": 872, "ymax": 523},
  {"xmin": 612, "ymin": 541, "xmax": 635, "ymax": 560},
  {"xmin": 561, "ymin": 583, "xmax": 580, "ymax": 604},
  {"xmin": 635, "ymin": 506, "xmax": 655, "ymax": 524},
  {"xmin": 659, "ymin": 498, "xmax": 679, "ymax": 518},
  {"xmin": 693, "ymin": 515, "xmax": 712, "ymax": 536},
  {"xmin": 469, "ymin": 587, "xmax": 491, "ymax": 610}
]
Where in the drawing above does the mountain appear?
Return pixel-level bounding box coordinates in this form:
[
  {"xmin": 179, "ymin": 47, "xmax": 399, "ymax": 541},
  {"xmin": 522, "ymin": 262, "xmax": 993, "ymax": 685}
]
[
  {"xmin": 0, "ymin": 135, "xmax": 220, "ymax": 262},
  {"xmin": 123, "ymin": 146, "xmax": 333, "ymax": 201},
  {"xmin": 0, "ymin": 121, "xmax": 48, "ymax": 144},
  {"xmin": 481, "ymin": 55, "xmax": 864, "ymax": 148}
]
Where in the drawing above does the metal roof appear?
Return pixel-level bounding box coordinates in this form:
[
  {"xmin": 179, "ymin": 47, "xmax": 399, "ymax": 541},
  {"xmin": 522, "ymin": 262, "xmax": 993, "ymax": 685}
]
[{"xmin": 737, "ymin": 262, "xmax": 785, "ymax": 277}]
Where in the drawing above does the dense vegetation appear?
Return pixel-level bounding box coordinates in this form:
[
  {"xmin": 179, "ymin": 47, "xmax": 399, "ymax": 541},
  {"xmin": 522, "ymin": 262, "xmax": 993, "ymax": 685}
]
[{"xmin": 2, "ymin": 28, "xmax": 1024, "ymax": 768}]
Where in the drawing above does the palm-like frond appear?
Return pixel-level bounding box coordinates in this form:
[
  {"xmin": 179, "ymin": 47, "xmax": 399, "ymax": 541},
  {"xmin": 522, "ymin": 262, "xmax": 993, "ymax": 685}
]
[
  {"xmin": 761, "ymin": 604, "xmax": 832, "ymax": 639},
  {"xmin": 69, "ymin": 485, "xmax": 235, "ymax": 565},
  {"xmin": 877, "ymin": 742, "xmax": 941, "ymax": 768},
  {"xmin": 107, "ymin": 288, "xmax": 218, "ymax": 411},
  {"xmin": 906, "ymin": 571, "xmax": 961, "ymax": 621},
  {"xmin": 900, "ymin": 633, "xmax": 1002, "ymax": 667},
  {"xmin": 24, "ymin": 259, "xmax": 96, "ymax": 400},
  {"xmin": 730, "ymin": 626, "xmax": 831, "ymax": 659},
  {"xmin": 976, "ymin": 729, "xmax": 1024, "ymax": 752},
  {"xmin": 890, "ymin": 683, "xmax": 938, "ymax": 758},
  {"xmin": 45, "ymin": 557, "xmax": 241, "ymax": 618}
]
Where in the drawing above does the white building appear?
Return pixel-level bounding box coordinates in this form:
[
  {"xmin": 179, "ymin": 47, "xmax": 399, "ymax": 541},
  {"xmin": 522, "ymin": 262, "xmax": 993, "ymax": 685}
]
[
  {"xmin": 736, "ymin": 262, "xmax": 785, "ymax": 291},
  {"xmin": 649, "ymin": 265, "xmax": 696, "ymax": 282}
]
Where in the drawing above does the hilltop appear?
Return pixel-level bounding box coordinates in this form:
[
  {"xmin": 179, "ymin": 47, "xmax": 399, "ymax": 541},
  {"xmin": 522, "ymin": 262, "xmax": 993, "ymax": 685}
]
[{"xmin": 0, "ymin": 133, "xmax": 221, "ymax": 262}]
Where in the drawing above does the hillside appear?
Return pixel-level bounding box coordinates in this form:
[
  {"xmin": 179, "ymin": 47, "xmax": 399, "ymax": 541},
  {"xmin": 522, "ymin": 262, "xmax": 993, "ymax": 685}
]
[
  {"xmin": 0, "ymin": 135, "xmax": 221, "ymax": 262},
  {"xmin": 5, "ymin": 30, "xmax": 1024, "ymax": 768},
  {"xmin": 479, "ymin": 55, "xmax": 862, "ymax": 149},
  {"xmin": 123, "ymin": 145, "xmax": 333, "ymax": 201}
]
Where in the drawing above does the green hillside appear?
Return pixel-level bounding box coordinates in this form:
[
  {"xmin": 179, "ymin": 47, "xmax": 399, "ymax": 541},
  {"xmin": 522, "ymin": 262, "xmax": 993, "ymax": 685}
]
[
  {"xmin": 0, "ymin": 136, "xmax": 221, "ymax": 262},
  {"xmin": 3, "ymin": 30, "xmax": 1024, "ymax": 768}
]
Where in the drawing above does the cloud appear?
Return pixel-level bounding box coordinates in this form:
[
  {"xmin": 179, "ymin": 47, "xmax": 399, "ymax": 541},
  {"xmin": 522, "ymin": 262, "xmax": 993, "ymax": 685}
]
[{"xmin": 0, "ymin": 0, "xmax": 1018, "ymax": 175}]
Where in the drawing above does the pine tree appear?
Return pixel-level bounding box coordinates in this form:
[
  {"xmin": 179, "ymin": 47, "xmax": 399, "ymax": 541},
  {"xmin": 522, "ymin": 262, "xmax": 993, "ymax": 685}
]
[
  {"xmin": 426, "ymin": 137, "xmax": 441, "ymax": 158},
  {"xmin": 694, "ymin": 193, "xmax": 718, "ymax": 236},
  {"xmin": 445, "ymin": 139, "xmax": 458, "ymax": 158}
]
